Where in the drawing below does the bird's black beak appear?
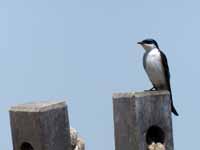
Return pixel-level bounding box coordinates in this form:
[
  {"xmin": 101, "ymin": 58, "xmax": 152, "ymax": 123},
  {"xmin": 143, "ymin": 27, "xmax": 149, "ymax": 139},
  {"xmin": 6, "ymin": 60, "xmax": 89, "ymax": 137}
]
[{"xmin": 137, "ymin": 41, "xmax": 143, "ymax": 45}]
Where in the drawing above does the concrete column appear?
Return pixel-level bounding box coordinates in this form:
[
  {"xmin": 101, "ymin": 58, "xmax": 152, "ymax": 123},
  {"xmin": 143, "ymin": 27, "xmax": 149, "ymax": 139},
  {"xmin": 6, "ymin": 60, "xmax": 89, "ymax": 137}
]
[
  {"xmin": 9, "ymin": 101, "xmax": 71, "ymax": 150},
  {"xmin": 113, "ymin": 90, "xmax": 174, "ymax": 150}
]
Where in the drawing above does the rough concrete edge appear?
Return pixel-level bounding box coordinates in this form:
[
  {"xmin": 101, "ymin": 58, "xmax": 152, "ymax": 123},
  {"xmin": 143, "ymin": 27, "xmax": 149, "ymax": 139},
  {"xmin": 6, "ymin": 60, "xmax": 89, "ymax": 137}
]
[
  {"xmin": 9, "ymin": 100, "xmax": 67, "ymax": 112},
  {"xmin": 112, "ymin": 90, "xmax": 169, "ymax": 99}
]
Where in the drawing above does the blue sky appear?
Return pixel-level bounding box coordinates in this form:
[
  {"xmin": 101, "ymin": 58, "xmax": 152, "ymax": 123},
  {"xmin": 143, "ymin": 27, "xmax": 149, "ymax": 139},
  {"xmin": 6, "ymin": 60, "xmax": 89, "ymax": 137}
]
[{"xmin": 0, "ymin": 0, "xmax": 199, "ymax": 149}]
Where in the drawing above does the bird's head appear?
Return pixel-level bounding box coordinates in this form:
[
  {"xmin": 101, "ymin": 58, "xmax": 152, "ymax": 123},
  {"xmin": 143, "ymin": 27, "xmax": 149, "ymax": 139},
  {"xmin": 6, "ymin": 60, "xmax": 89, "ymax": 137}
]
[{"xmin": 137, "ymin": 39, "xmax": 159, "ymax": 51}]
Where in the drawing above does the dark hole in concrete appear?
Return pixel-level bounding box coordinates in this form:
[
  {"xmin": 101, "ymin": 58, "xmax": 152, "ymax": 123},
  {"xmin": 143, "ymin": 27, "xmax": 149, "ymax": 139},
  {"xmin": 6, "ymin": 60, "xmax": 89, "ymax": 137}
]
[
  {"xmin": 21, "ymin": 142, "xmax": 34, "ymax": 150},
  {"xmin": 146, "ymin": 125, "xmax": 165, "ymax": 145}
]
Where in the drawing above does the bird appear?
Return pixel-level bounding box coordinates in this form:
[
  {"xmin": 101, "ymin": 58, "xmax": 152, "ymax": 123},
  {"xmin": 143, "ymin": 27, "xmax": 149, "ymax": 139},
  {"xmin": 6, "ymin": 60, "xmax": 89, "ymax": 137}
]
[{"xmin": 137, "ymin": 38, "xmax": 178, "ymax": 116}]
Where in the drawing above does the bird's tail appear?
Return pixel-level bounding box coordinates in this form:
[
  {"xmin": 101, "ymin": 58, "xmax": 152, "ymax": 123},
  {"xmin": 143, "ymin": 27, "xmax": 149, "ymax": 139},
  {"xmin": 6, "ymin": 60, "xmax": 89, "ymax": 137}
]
[{"xmin": 169, "ymin": 89, "xmax": 179, "ymax": 116}]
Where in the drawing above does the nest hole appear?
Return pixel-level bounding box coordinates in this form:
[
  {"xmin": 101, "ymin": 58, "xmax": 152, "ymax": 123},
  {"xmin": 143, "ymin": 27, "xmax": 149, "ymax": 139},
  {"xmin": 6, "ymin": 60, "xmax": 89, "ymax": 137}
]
[
  {"xmin": 146, "ymin": 125, "xmax": 165, "ymax": 145},
  {"xmin": 21, "ymin": 142, "xmax": 34, "ymax": 150}
]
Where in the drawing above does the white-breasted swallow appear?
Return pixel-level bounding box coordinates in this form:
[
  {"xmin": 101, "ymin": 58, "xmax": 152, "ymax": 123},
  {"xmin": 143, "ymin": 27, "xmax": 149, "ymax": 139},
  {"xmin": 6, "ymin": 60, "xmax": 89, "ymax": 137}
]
[{"xmin": 138, "ymin": 38, "xmax": 178, "ymax": 116}]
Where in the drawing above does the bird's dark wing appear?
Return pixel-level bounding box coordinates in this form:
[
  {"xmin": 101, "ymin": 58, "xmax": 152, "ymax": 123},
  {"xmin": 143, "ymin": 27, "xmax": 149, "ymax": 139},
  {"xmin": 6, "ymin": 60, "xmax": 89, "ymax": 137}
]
[
  {"xmin": 159, "ymin": 50, "xmax": 170, "ymax": 82},
  {"xmin": 160, "ymin": 50, "xmax": 179, "ymax": 116}
]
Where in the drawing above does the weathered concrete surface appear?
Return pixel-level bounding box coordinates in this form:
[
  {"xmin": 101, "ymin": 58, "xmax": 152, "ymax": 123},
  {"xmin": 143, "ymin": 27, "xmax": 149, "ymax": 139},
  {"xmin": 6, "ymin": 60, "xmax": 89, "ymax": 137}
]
[
  {"xmin": 10, "ymin": 100, "xmax": 71, "ymax": 150},
  {"xmin": 113, "ymin": 90, "xmax": 174, "ymax": 150}
]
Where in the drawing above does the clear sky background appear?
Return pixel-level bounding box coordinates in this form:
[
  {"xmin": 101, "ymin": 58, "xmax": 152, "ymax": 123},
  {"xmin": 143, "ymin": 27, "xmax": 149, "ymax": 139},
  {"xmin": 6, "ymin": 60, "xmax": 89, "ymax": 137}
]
[{"xmin": 0, "ymin": 0, "xmax": 199, "ymax": 149}]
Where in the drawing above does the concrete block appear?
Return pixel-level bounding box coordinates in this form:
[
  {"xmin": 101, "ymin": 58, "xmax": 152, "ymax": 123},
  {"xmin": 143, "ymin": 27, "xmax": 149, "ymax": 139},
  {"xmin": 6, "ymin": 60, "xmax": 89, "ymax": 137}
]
[
  {"xmin": 10, "ymin": 101, "xmax": 71, "ymax": 150},
  {"xmin": 113, "ymin": 90, "xmax": 173, "ymax": 150}
]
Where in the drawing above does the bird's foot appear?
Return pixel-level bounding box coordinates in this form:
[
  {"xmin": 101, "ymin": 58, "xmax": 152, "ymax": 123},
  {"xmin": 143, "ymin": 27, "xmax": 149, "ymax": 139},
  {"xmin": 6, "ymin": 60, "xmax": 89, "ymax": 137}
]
[
  {"xmin": 144, "ymin": 87, "xmax": 157, "ymax": 91},
  {"xmin": 149, "ymin": 87, "xmax": 157, "ymax": 91}
]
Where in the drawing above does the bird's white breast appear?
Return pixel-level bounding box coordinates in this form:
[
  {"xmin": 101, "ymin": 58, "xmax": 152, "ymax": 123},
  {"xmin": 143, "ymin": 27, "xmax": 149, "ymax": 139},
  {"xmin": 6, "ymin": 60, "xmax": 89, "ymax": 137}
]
[{"xmin": 145, "ymin": 48, "xmax": 166, "ymax": 88}]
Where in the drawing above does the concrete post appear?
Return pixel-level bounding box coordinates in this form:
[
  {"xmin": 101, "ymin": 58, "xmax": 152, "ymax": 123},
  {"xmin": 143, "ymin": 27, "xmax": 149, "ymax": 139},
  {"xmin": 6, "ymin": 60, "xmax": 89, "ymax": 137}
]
[
  {"xmin": 113, "ymin": 90, "xmax": 174, "ymax": 150},
  {"xmin": 9, "ymin": 101, "xmax": 71, "ymax": 150}
]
